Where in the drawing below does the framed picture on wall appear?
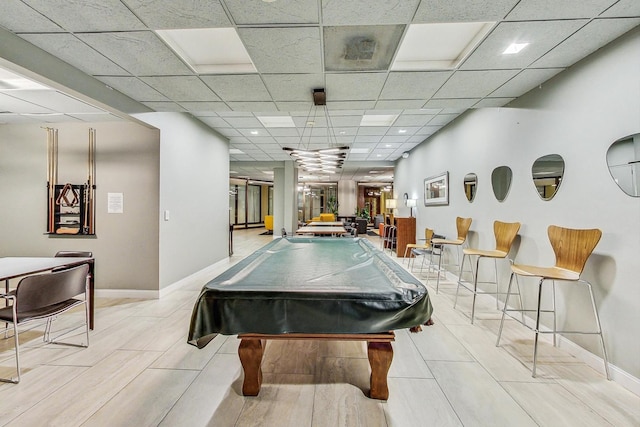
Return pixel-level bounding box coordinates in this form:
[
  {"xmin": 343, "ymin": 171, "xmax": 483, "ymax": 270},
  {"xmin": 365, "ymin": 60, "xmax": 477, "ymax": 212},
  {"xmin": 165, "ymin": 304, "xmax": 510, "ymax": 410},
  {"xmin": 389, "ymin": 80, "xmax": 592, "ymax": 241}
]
[{"xmin": 424, "ymin": 172, "xmax": 449, "ymax": 206}]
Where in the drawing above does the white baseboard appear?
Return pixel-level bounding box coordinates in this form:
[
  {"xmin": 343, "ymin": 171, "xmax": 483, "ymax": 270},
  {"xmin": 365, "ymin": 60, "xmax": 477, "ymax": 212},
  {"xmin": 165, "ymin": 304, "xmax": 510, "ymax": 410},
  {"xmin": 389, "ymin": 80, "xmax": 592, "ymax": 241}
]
[
  {"xmin": 95, "ymin": 256, "xmax": 235, "ymax": 300},
  {"xmin": 95, "ymin": 289, "xmax": 159, "ymax": 299}
]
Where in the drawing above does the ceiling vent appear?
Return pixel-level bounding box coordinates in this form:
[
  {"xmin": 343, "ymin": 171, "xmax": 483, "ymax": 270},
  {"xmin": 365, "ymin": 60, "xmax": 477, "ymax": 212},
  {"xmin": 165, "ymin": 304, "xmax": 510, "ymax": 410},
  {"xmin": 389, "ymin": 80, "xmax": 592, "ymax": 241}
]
[{"xmin": 345, "ymin": 37, "xmax": 376, "ymax": 60}]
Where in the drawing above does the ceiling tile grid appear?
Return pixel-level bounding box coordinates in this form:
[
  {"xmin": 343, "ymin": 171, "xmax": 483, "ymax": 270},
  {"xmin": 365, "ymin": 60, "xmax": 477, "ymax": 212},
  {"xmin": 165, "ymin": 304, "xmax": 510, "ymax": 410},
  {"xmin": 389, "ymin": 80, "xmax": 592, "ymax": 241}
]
[{"xmin": 0, "ymin": 0, "xmax": 637, "ymax": 182}]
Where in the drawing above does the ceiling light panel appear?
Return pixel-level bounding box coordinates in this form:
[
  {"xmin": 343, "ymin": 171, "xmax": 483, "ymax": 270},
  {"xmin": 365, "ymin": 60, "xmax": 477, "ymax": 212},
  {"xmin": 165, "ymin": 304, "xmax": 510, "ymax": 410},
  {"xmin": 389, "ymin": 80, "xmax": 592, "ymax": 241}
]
[
  {"xmin": 360, "ymin": 114, "xmax": 398, "ymax": 126},
  {"xmin": 392, "ymin": 22, "xmax": 495, "ymax": 70},
  {"xmin": 257, "ymin": 116, "xmax": 296, "ymax": 127},
  {"xmin": 157, "ymin": 28, "xmax": 256, "ymax": 74}
]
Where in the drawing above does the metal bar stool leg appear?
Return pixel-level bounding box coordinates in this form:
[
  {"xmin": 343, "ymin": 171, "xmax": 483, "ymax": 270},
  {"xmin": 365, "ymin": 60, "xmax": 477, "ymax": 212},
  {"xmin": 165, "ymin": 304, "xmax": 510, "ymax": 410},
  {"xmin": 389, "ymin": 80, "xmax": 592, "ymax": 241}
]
[
  {"xmin": 453, "ymin": 253, "xmax": 468, "ymax": 307},
  {"xmin": 585, "ymin": 280, "xmax": 611, "ymax": 380},
  {"xmin": 532, "ymin": 278, "xmax": 545, "ymax": 378},
  {"xmin": 496, "ymin": 272, "xmax": 516, "ymax": 346}
]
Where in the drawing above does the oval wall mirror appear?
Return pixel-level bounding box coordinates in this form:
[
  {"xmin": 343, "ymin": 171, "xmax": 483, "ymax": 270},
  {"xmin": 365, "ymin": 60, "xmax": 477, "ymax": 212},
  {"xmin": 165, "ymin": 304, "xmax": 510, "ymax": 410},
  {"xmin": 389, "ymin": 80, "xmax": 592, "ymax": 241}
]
[
  {"xmin": 491, "ymin": 166, "xmax": 512, "ymax": 202},
  {"xmin": 606, "ymin": 133, "xmax": 639, "ymax": 197},
  {"xmin": 463, "ymin": 173, "xmax": 477, "ymax": 202},
  {"xmin": 532, "ymin": 154, "xmax": 565, "ymax": 201}
]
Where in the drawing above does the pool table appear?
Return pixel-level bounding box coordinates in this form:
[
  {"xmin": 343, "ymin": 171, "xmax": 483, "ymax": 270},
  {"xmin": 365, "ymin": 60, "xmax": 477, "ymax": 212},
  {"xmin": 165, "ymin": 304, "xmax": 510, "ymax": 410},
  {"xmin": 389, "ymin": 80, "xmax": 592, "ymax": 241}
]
[{"xmin": 188, "ymin": 237, "xmax": 432, "ymax": 399}]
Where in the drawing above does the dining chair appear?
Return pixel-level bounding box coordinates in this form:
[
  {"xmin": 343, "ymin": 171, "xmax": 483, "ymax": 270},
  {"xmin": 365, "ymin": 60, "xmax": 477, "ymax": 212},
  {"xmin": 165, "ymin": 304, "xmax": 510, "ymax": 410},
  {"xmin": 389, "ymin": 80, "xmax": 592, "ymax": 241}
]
[
  {"xmin": 0, "ymin": 264, "xmax": 90, "ymax": 383},
  {"xmin": 455, "ymin": 221, "xmax": 521, "ymax": 324},
  {"xmin": 496, "ymin": 225, "xmax": 610, "ymax": 379},
  {"xmin": 430, "ymin": 217, "xmax": 472, "ymax": 293}
]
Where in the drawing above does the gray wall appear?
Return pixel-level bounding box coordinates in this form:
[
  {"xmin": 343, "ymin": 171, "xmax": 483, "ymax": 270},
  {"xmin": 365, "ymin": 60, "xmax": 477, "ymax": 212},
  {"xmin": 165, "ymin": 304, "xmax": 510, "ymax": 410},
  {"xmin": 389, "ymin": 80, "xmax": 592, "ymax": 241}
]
[
  {"xmin": 0, "ymin": 121, "xmax": 160, "ymax": 291},
  {"xmin": 134, "ymin": 112, "xmax": 230, "ymax": 289},
  {"xmin": 394, "ymin": 29, "xmax": 640, "ymax": 380}
]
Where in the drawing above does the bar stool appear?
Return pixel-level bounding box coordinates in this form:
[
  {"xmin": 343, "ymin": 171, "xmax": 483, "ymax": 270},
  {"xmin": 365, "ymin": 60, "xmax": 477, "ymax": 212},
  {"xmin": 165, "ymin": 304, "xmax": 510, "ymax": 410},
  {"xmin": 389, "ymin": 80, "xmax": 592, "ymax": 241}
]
[
  {"xmin": 404, "ymin": 228, "xmax": 435, "ymax": 270},
  {"xmin": 382, "ymin": 224, "xmax": 397, "ymax": 254},
  {"xmin": 455, "ymin": 221, "xmax": 521, "ymax": 324},
  {"xmin": 430, "ymin": 217, "xmax": 472, "ymax": 293},
  {"xmin": 496, "ymin": 225, "xmax": 610, "ymax": 379}
]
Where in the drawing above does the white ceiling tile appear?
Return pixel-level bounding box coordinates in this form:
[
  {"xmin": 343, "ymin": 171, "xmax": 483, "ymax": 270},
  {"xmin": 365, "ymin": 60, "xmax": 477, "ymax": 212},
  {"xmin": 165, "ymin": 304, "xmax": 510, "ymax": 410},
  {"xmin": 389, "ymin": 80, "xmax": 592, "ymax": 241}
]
[
  {"xmin": 387, "ymin": 126, "xmax": 421, "ymax": 135},
  {"xmin": 11, "ymin": 90, "xmax": 104, "ymax": 113},
  {"xmin": 423, "ymin": 98, "xmax": 479, "ymax": 110},
  {"xmin": 375, "ymin": 100, "xmax": 426, "ymax": 109},
  {"xmin": 225, "ymin": 117, "xmax": 263, "ymax": 128},
  {"xmin": 380, "ymin": 72, "xmax": 452, "ymax": 99},
  {"xmin": 212, "ymin": 127, "xmax": 240, "ymax": 137},
  {"xmin": 491, "ymin": 68, "xmax": 564, "ymax": 97},
  {"xmin": 22, "ymin": 0, "xmax": 146, "ymax": 32},
  {"xmin": 20, "ymin": 34, "xmax": 129, "ymax": 76},
  {"xmin": 227, "ymin": 0, "xmax": 318, "ymax": 24},
  {"xmin": 413, "ymin": 0, "xmax": 519, "ymax": 23},
  {"xmin": 532, "ymin": 18, "xmax": 640, "ymax": 68},
  {"xmin": 238, "ymin": 27, "xmax": 322, "ymax": 73},
  {"xmin": 141, "ymin": 77, "xmax": 220, "ymax": 101},
  {"xmin": 179, "ymin": 102, "xmax": 230, "ymax": 113},
  {"xmin": 78, "ymin": 32, "xmax": 192, "ymax": 76},
  {"xmin": 506, "ymin": 0, "xmax": 616, "ymax": 20},
  {"xmin": 0, "ymin": 0, "xmax": 63, "ymax": 32},
  {"xmin": 380, "ymin": 136, "xmax": 408, "ymax": 143},
  {"xmin": 326, "ymin": 101, "xmax": 377, "ymax": 110},
  {"xmin": 268, "ymin": 128, "xmax": 300, "ymax": 137},
  {"xmin": 459, "ymin": 20, "xmax": 588, "ymax": 70},
  {"xmin": 600, "ymin": 0, "xmax": 640, "ymax": 17},
  {"xmin": 201, "ymin": 75, "xmax": 271, "ymax": 102},
  {"xmin": 96, "ymin": 77, "xmax": 168, "ymax": 102},
  {"xmin": 217, "ymin": 111, "xmax": 254, "ymax": 117},
  {"xmin": 123, "ymin": 0, "xmax": 231, "ymax": 29},
  {"xmin": 473, "ymin": 98, "xmax": 515, "ymax": 108},
  {"xmin": 429, "ymin": 114, "xmax": 459, "ymax": 126},
  {"xmin": 434, "ymin": 70, "xmax": 519, "ymax": 98},
  {"xmin": 358, "ymin": 127, "xmax": 389, "ymax": 136},
  {"xmin": 393, "ymin": 114, "xmax": 433, "ymax": 127},
  {"xmin": 355, "ymin": 135, "xmax": 383, "ymax": 143},
  {"xmin": 141, "ymin": 101, "xmax": 187, "ymax": 112},
  {"xmin": 326, "ymin": 73, "xmax": 387, "ymax": 101},
  {"xmin": 322, "ymin": 0, "xmax": 420, "ymax": 25},
  {"xmin": 262, "ymin": 74, "xmax": 325, "ymax": 102},
  {"xmin": 0, "ymin": 92, "xmax": 54, "ymax": 113},
  {"xmin": 276, "ymin": 102, "xmax": 315, "ymax": 112}
]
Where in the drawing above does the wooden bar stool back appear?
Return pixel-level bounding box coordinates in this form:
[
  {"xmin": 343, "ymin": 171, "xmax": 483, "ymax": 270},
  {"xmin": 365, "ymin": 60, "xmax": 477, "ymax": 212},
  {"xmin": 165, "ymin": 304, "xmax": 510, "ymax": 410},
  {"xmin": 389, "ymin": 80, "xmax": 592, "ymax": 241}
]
[
  {"xmin": 430, "ymin": 217, "xmax": 472, "ymax": 293},
  {"xmin": 496, "ymin": 225, "xmax": 610, "ymax": 379},
  {"xmin": 455, "ymin": 221, "xmax": 521, "ymax": 323}
]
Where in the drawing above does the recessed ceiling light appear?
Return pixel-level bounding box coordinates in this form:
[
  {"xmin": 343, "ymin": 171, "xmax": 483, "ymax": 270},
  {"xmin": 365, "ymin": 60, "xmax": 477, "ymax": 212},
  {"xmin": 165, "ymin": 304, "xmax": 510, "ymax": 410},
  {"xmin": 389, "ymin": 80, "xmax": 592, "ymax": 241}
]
[
  {"xmin": 360, "ymin": 114, "xmax": 398, "ymax": 126},
  {"xmin": 0, "ymin": 68, "xmax": 50, "ymax": 90},
  {"xmin": 385, "ymin": 144, "xmax": 392, "ymax": 148},
  {"xmin": 339, "ymin": 131, "xmax": 346, "ymax": 135},
  {"xmin": 257, "ymin": 116, "xmax": 295, "ymax": 128},
  {"xmin": 503, "ymin": 42, "xmax": 529, "ymax": 55},
  {"xmin": 250, "ymin": 130, "xmax": 259, "ymax": 135},
  {"xmin": 392, "ymin": 22, "xmax": 495, "ymax": 70},
  {"xmin": 350, "ymin": 148, "xmax": 370, "ymax": 154},
  {"xmin": 398, "ymin": 129, "xmax": 407, "ymax": 134},
  {"xmin": 230, "ymin": 148, "xmax": 244, "ymax": 154},
  {"xmin": 156, "ymin": 28, "xmax": 256, "ymax": 74}
]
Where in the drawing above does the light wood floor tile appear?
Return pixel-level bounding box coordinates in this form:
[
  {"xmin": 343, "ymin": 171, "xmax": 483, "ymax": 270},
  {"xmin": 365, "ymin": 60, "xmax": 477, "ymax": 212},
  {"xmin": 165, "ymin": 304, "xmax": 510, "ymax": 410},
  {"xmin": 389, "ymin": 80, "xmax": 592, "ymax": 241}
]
[
  {"xmin": 549, "ymin": 364, "xmax": 640, "ymax": 426},
  {"xmin": 408, "ymin": 321, "xmax": 474, "ymax": 362},
  {"xmin": 159, "ymin": 353, "xmax": 245, "ymax": 427},
  {"xmin": 6, "ymin": 349, "xmax": 161, "ymax": 427},
  {"xmin": 446, "ymin": 323, "xmax": 551, "ymax": 382},
  {"xmin": 0, "ymin": 365, "xmax": 87, "ymax": 426},
  {"xmin": 428, "ymin": 360, "xmax": 538, "ymax": 427},
  {"xmin": 83, "ymin": 368, "xmax": 199, "ymax": 427},
  {"xmin": 384, "ymin": 378, "xmax": 462, "ymax": 427},
  {"xmin": 150, "ymin": 333, "xmax": 226, "ymax": 370},
  {"xmin": 261, "ymin": 340, "xmax": 319, "ymax": 375},
  {"xmin": 234, "ymin": 373, "xmax": 315, "ymax": 427},
  {"xmin": 501, "ymin": 381, "xmax": 612, "ymax": 426},
  {"xmin": 388, "ymin": 329, "xmax": 433, "ymax": 379}
]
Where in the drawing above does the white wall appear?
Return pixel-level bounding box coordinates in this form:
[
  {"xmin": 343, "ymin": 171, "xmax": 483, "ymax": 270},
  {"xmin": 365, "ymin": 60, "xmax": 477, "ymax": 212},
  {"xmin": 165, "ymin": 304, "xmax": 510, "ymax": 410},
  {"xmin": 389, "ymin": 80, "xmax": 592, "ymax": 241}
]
[
  {"xmin": 134, "ymin": 113, "xmax": 230, "ymax": 289},
  {"xmin": 394, "ymin": 28, "xmax": 640, "ymax": 382},
  {"xmin": 0, "ymin": 121, "xmax": 160, "ymax": 291}
]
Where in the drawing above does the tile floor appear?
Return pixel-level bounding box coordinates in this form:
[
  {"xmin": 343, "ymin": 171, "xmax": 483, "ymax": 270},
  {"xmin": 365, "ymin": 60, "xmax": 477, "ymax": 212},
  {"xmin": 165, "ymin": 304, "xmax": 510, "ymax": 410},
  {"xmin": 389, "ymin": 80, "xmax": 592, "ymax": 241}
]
[{"xmin": 0, "ymin": 229, "xmax": 638, "ymax": 426}]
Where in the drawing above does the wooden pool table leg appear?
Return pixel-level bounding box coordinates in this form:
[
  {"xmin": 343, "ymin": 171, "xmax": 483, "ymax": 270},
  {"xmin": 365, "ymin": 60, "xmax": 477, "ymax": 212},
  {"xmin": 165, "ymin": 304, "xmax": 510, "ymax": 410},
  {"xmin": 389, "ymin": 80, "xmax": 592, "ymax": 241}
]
[
  {"xmin": 238, "ymin": 338, "xmax": 264, "ymax": 396},
  {"xmin": 367, "ymin": 341, "xmax": 393, "ymax": 400}
]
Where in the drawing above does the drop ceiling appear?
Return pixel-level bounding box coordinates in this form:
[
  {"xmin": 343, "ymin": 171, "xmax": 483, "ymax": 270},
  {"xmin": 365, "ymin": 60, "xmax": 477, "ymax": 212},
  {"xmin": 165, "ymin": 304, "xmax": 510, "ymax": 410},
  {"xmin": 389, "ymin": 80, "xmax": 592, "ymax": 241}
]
[{"xmin": 0, "ymin": 0, "xmax": 638, "ymax": 183}]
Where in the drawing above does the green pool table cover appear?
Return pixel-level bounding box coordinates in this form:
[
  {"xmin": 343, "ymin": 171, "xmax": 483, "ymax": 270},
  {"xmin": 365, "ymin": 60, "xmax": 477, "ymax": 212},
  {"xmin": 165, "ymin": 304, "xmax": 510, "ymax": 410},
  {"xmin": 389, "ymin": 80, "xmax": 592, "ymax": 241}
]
[{"xmin": 188, "ymin": 237, "xmax": 433, "ymax": 347}]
